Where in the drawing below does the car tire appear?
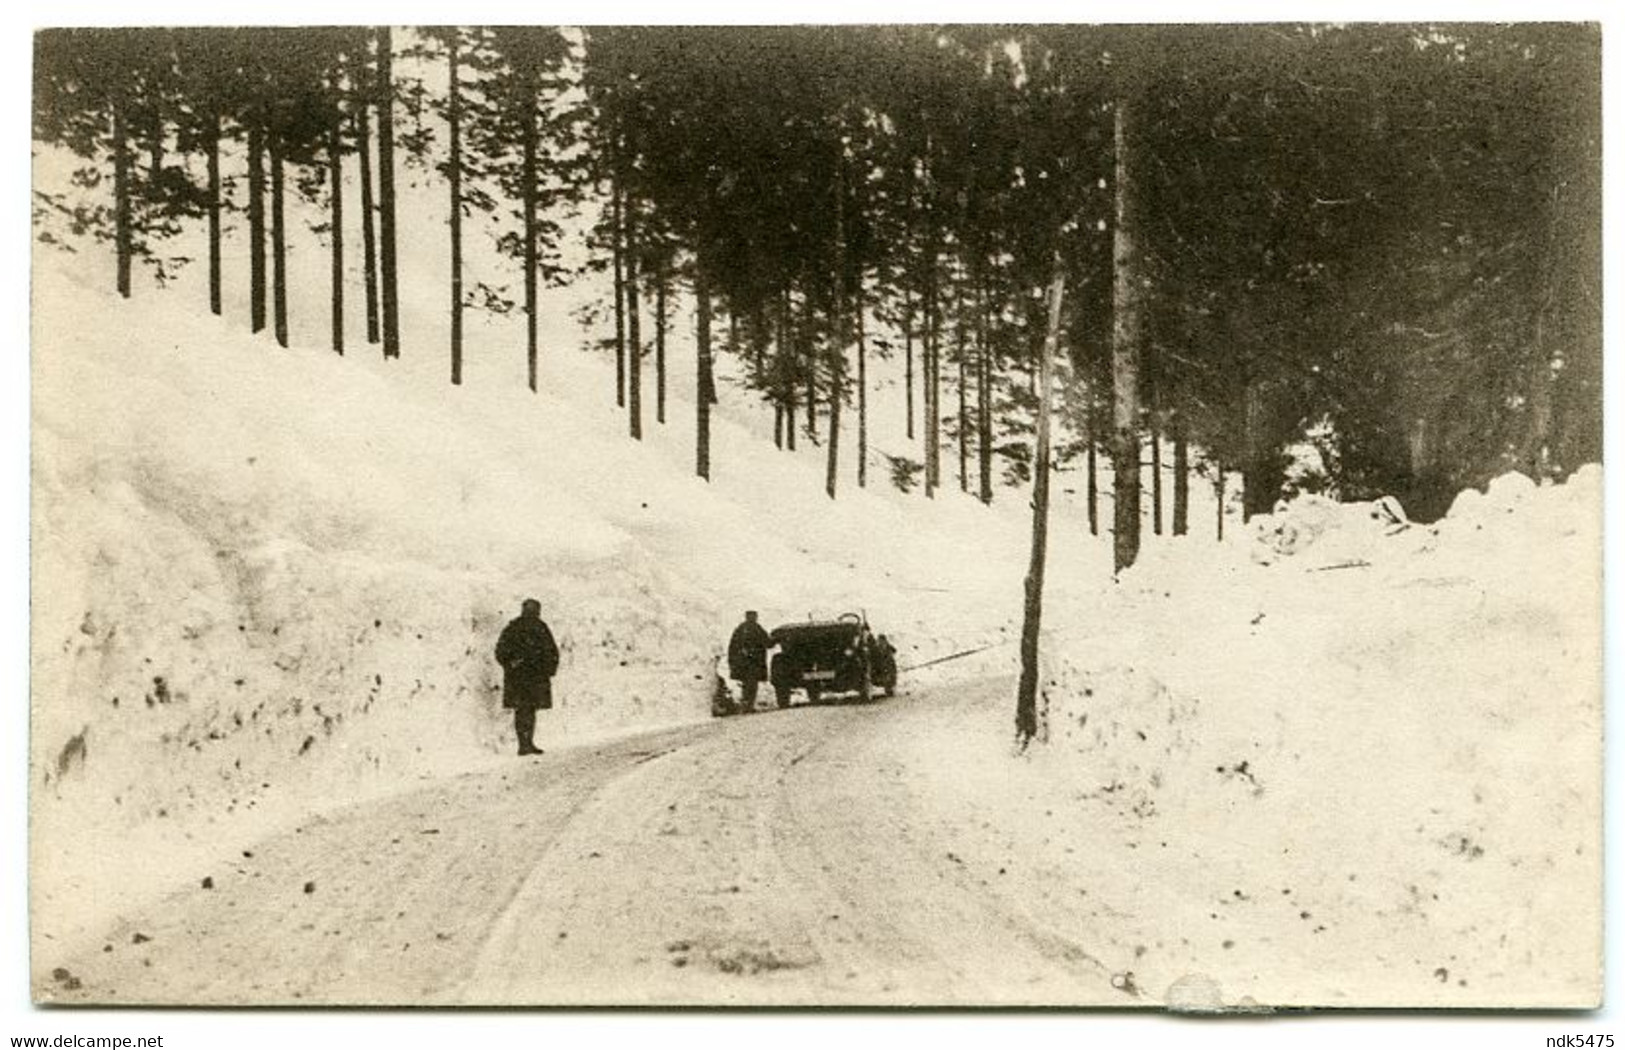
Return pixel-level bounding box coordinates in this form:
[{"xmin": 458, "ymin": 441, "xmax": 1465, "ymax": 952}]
[
  {"xmin": 806, "ymin": 686, "xmax": 821, "ymax": 706},
  {"xmin": 858, "ymin": 664, "xmax": 872, "ymax": 703},
  {"xmin": 775, "ymin": 685, "xmax": 791, "ymax": 709}
]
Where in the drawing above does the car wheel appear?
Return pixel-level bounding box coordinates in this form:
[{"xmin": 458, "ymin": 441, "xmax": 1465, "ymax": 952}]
[
  {"xmin": 775, "ymin": 685, "xmax": 791, "ymax": 708},
  {"xmin": 806, "ymin": 686, "xmax": 821, "ymax": 706},
  {"xmin": 858, "ymin": 664, "xmax": 872, "ymax": 703}
]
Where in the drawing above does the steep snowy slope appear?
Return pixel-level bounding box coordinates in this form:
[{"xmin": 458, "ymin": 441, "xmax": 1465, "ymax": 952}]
[{"xmin": 27, "ymin": 235, "xmax": 1067, "ymax": 954}]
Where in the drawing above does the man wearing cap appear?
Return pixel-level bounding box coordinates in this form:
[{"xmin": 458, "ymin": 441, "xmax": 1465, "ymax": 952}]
[
  {"xmin": 726, "ymin": 610, "xmax": 772, "ymax": 712},
  {"xmin": 494, "ymin": 598, "xmax": 560, "ymax": 756}
]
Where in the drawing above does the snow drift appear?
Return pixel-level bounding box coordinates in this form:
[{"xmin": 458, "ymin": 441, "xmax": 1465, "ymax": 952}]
[{"xmin": 904, "ymin": 466, "xmax": 1601, "ymax": 1006}]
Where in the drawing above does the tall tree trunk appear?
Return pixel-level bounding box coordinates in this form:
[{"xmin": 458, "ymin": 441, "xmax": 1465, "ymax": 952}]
[
  {"xmin": 248, "ymin": 114, "xmax": 265, "ymax": 330},
  {"xmin": 521, "ymin": 67, "xmax": 538, "ymax": 392},
  {"xmin": 1172, "ymin": 412, "xmax": 1189, "ymax": 536},
  {"xmin": 112, "ymin": 98, "xmax": 132, "ymax": 298},
  {"xmin": 976, "ymin": 272, "xmax": 993, "ymax": 504},
  {"xmin": 783, "ymin": 290, "xmax": 797, "ymax": 452},
  {"xmin": 1086, "ymin": 423, "xmax": 1099, "ymax": 535},
  {"xmin": 903, "ymin": 286, "xmax": 915, "ymax": 440},
  {"xmin": 1150, "ymin": 420, "xmax": 1163, "ymax": 535},
  {"xmin": 611, "ymin": 173, "xmax": 626, "ymax": 407},
  {"xmin": 805, "ymin": 358, "xmax": 818, "ymax": 445},
  {"xmin": 357, "ymin": 93, "xmax": 380, "ymax": 346},
  {"xmin": 827, "ymin": 185, "xmax": 845, "ymax": 499},
  {"xmin": 857, "ymin": 277, "xmax": 868, "ymax": 489},
  {"xmin": 328, "ymin": 96, "xmax": 344, "ymax": 355},
  {"xmin": 271, "ymin": 132, "xmax": 288, "ymax": 348},
  {"xmin": 655, "ymin": 266, "xmax": 667, "ymax": 424},
  {"xmin": 956, "ymin": 298, "xmax": 969, "ymax": 493},
  {"xmin": 206, "ymin": 110, "xmax": 221, "ymax": 315},
  {"xmin": 750, "ymin": 301, "xmax": 764, "ymax": 384},
  {"xmin": 377, "ymin": 25, "xmax": 401, "ymax": 359},
  {"xmin": 825, "ymin": 356, "xmax": 841, "ymax": 498},
  {"xmin": 625, "ymin": 195, "xmax": 642, "ymax": 441},
  {"xmin": 780, "ymin": 300, "xmax": 793, "ymax": 455},
  {"xmin": 929, "ymin": 217, "xmax": 942, "ymax": 497},
  {"xmin": 1015, "ymin": 268, "xmax": 1067, "ymax": 748},
  {"xmin": 448, "ymin": 31, "xmax": 463, "ymax": 385},
  {"xmin": 1215, "ymin": 468, "xmax": 1226, "ymax": 541},
  {"xmin": 696, "ymin": 267, "xmax": 712, "ymax": 480},
  {"xmin": 1110, "ymin": 95, "xmax": 1143, "ymax": 575}
]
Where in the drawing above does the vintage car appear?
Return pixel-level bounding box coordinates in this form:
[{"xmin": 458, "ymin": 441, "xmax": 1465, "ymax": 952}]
[{"xmin": 768, "ymin": 613, "xmax": 894, "ymax": 707}]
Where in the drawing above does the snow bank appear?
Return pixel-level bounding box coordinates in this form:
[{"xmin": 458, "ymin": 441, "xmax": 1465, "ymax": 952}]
[
  {"xmin": 28, "ymin": 236, "xmax": 1051, "ymax": 952},
  {"xmin": 1049, "ymin": 472, "xmax": 1598, "ymax": 1005},
  {"xmin": 902, "ymin": 471, "xmax": 1600, "ymax": 1007}
]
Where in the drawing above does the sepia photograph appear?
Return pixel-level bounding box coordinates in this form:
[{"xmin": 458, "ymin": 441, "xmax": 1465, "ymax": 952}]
[{"xmin": 23, "ymin": 13, "xmax": 1606, "ymax": 1021}]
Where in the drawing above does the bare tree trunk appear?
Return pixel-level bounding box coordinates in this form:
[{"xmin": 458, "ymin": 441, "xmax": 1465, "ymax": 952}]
[
  {"xmin": 248, "ymin": 114, "xmax": 265, "ymax": 329},
  {"xmin": 924, "ymin": 224, "xmax": 940, "ymax": 498},
  {"xmin": 1086, "ymin": 389, "xmax": 1099, "ymax": 536},
  {"xmin": 772, "ymin": 299, "xmax": 785, "ymax": 450},
  {"xmin": 827, "ymin": 187, "xmax": 845, "ymax": 499},
  {"xmin": 825, "ymin": 351, "xmax": 842, "ymax": 499},
  {"xmin": 112, "ymin": 98, "xmax": 132, "ymax": 298},
  {"xmin": 696, "ymin": 267, "xmax": 712, "ymax": 480},
  {"xmin": 357, "ymin": 94, "xmax": 380, "ymax": 346},
  {"xmin": 1172, "ymin": 413, "xmax": 1189, "ymax": 536},
  {"xmin": 783, "ymin": 290, "xmax": 797, "ymax": 452},
  {"xmin": 611, "ymin": 174, "xmax": 626, "ymax": 406},
  {"xmin": 1151, "ymin": 420, "xmax": 1163, "ymax": 536},
  {"xmin": 207, "ymin": 110, "xmax": 221, "ymax": 315},
  {"xmin": 805, "ymin": 347, "xmax": 818, "ymax": 445},
  {"xmin": 271, "ymin": 132, "xmax": 288, "ymax": 348},
  {"xmin": 1015, "ymin": 268, "xmax": 1066, "ymax": 748},
  {"xmin": 626, "ymin": 194, "xmax": 642, "ymax": 440},
  {"xmin": 857, "ymin": 279, "xmax": 868, "ymax": 489},
  {"xmin": 328, "ymin": 96, "xmax": 344, "ymax": 355},
  {"xmin": 378, "ymin": 25, "xmax": 401, "ymax": 359},
  {"xmin": 1215, "ymin": 468, "xmax": 1226, "ymax": 541},
  {"xmin": 448, "ymin": 31, "xmax": 463, "ymax": 384},
  {"xmin": 1110, "ymin": 95, "xmax": 1143, "ymax": 575},
  {"xmin": 655, "ymin": 266, "xmax": 667, "ymax": 424},
  {"xmin": 957, "ymin": 308, "xmax": 969, "ymax": 493},
  {"xmin": 904, "ymin": 286, "xmax": 915, "ymax": 440},
  {"xmin": 976, "ymin": 273, "xmax": 993, "ymax": 504},
  {"xmin": 750, "ymin": 301, "xmax": 764, "ymax": 384},
  {"xmin": 521, "ymin": 66, "xmax": 538, "ymax": 392}
]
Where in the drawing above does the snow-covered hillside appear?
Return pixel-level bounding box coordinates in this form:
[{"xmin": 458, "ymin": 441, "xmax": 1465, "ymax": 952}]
[{"xmin": 28, "ymin": 225, "xmax": 1070, "ymax": 955}]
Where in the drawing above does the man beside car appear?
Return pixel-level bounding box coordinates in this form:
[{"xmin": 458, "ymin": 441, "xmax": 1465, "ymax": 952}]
[{"xmin": 727, "ymin": 610, "xmax": 772, "ymax": 711}]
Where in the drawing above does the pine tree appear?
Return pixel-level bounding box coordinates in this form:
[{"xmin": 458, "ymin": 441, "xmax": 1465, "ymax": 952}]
[{"xmin": 377, "ymin": 26, "xmax": 400, "ymax": 359}]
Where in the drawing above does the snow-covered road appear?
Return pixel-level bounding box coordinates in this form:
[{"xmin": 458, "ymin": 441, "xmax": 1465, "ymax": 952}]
[{"xmin": 39, "ymin": 685, "xmax": 1120, "ymax": 1007}]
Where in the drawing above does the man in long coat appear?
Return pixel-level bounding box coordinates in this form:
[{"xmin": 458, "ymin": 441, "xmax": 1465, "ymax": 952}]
[
  {"xmin": 727, "ymin": 610, "xmax": 771, "ymax": 711},
  {"xmin": 494, "ymin": 598, "xmax": 560, "ymax": 756}
]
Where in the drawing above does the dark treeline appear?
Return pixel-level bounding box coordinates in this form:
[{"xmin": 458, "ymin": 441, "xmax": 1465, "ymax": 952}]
[{"xmin": 32, "ymin": 24, "xmax": 1601, "ymax": 563}]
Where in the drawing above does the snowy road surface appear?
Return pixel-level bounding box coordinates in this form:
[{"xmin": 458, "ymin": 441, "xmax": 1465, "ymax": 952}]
[{"xmin": 39, "ymin": 685, "xmax": 1120, "ymax": 1007}]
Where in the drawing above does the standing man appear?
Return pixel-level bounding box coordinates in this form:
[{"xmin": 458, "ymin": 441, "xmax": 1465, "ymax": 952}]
[
  {"xmin": 495, "ymin": 598, "xmax": 559, "ymax": 756},
  {"xmin": 727, "ymin": 610, "xmax": 772, "ymax": 712}
]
